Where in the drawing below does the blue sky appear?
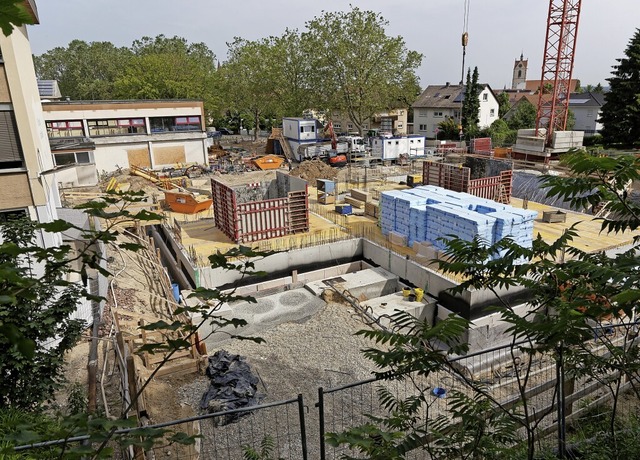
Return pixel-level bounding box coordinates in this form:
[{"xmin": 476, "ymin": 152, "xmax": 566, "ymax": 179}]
[{"xmin": 27, "ymin": 0, "xmax": 639, "ymax": 89}]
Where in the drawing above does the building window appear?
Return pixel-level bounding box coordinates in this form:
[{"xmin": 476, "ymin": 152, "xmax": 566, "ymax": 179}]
[
  {"xmin": 419, "ymin": 124, "xmax": 427, "ymax": 131},
  {"xmin": 397, "ymin": 123, "xmax": 403, "ymax": 129},
  {"xmin": 46, "ymin": 120, "xmax": 84, "ymax": 138},
  {"xmin": 482, "ymin": 93, "xmax": 488, "ymax": 101},
  {"xmin": 53, "ymin": 151, "xmax": 94, "ymax": 166},
  {"xmin": 433, "ymin": 111, "xmax": 443, "ymax": 117},
  {"xmin": 88, "ymin": 118, "xmax": 146, "ymax": 136},
  {"xmin": 0, "ymin": 209, "xmax": 27, "ymax": 223},
  {"xmin": 490, "ymin": 109, "xmax": 495, "ymax": 117},
  {"xmin": 0, "ymin": 111, "xmax": 24, "ymax": 169},
  {"xmin": 587, "ymin": 109, "xmax": 594, "ymax": 117},
  {"xmin": 518, "ymin": 70, "xmax": 522, "ymax": 78},
  {"xmin": 149, "ymin": 116, "xmax": 201, "ymax": 133},
  {"xmin": 333, "ymin": 123, "xmax": 341, "ymax": 130},
  {"xmin": 453, "ymin": 110, "xmax": 460, "ymax": 119},
  {"xmin": 363, "ymin": 124, "xmax": 369, "ymax": 129}
]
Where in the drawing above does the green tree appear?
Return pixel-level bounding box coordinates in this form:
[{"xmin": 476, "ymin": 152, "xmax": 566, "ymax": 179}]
[
  {"xmin": 0, "ymin": 217, "xmax": 85, "ymax": 409},
  {"xmin": 329, "ymin": 151, "xmax": 640, "ymax": 459},
  {"xmin": 270, "ymin": 29, "xmax": 312, "ymax": 117},
  {"xmin": 0, "ymin": 0, "xmax": 33, "ymax": 36},
  {"xmin": 0, "ymin": 191, "xmax": 273, "ymax": 457},
  {"xmin": 487, "ymin": 118, "xmax": 514, "ymax": 147},
  {"xmin": 221, "ymin": 37, "xmax": 284, "ymax": 140},
  {"xmin": 115, "ymin": 35, "xmax": 220, "ymax": 119},
  {"xmin": 496, "ymin": 92, "xmax": 511, "ymax": 119},
  {"xmin": 34, "ymin": 40, "xmax": 133, "ymax": 100},
  {"xmin": 437, "ymin": 117, "xmax": 459, "ymax": 140},
  {"xmin": 506, "ymin": 99, "xmax": 537, "ymax": 130},
  {"xmin": 599, "ymin": 28, "xmax": 640, "ymax": 146},
  {"xmin": 301, "ymin": 6, "xmax": 422, "ymax": 135},
  {"xmin": 461, "ymin": 66, "xmax": 480, "ymax": 138}
]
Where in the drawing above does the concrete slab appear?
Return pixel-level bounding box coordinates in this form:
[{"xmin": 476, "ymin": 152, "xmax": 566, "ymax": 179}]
[
  {"xmin": 305, "ymin": 266, "xmax": 399, "ymax": 300},
  {"xmin": 199, "ymin": 287, "xmax": 326, "ymax": 346},
  {"xmin": 360, "ymin": 291, "xmax": 436, "ymax": 330}
]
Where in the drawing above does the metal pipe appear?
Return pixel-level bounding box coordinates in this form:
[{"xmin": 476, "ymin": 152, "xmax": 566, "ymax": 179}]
[{"xmin": 317, "ymin": 387, "xmax": 326, "ymax": 460}]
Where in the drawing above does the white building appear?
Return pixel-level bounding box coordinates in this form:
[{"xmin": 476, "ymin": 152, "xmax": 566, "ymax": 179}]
[
  {"xmin": 42, "ymin": 100, "xmax": 208, "ymax": 185},
  {"xmin": 0, "ymin": 0, "xmax": 104, "ymax": 327},
  {"xmin": 568, "ymin": 92, "xmax": 605, "ymax": 137},
  {"xmin": 0, "ymin": 1, "xmax": 61, "ymax": 249},
  {"xmin": 412, "ymin": 83, "xmax": 500, "ymax": 138}
]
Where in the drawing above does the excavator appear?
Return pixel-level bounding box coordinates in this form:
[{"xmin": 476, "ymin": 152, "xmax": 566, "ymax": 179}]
[{"xmin": 324, "ymin": 120, "xmax": 348, "ymax": 167}]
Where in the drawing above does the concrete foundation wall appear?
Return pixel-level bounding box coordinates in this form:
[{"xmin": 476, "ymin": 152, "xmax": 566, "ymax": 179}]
[
  {"xmin": 197, "ymin": 238, "xmax": 363, "ymax": 289},
  {"xmin": 362, "ymin": 239, "xmax": 461, "ymax": 299}
]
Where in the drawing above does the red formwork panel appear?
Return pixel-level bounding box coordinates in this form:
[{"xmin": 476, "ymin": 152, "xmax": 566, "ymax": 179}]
[
  {"xmin": 237, "ymin": 198, "xmax": 289, "ymax": 242},
  {"xmin": 470, "ymin": 137, "xmax": 492, "ymax": 155},
  {"xmin": 211, "ymin": 178, "xmax": 310, "ymax": 243},
  {"xmin": 422, "ymin": 162, "xmax": 512, "ymax": 204},
  {"xmin": 212, "ymin": 180, "xmax": 238, "ymax": 241}
]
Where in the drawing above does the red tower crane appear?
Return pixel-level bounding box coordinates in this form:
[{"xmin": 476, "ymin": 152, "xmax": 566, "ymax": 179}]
[{"xmin": 535, "ymin": 0, "xmax": 582, "ymax": 144}]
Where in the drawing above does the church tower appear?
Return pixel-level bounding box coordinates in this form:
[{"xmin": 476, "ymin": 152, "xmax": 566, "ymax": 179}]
[{"xmin": 512, "ymin": 53, "xmax": 528, "ymax": 89}]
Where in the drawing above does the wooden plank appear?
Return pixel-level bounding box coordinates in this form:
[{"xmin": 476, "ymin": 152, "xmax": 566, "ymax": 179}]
[
  {"xmin": 154, "ymin": 146, "xmax": 186, "ymax": 165},
  {"xmin": 127, "ymin": 148, "xmax": 151, "ymax": 168},
  {"xmin": 350, "ymin": 189, "xmax": 371, "ymax": 202},
  {"xmin": 147, "ymin": 349, "xmax": 192, "ymax": 365},
  {"xmin": 344, "ymin": 196, "xmax": 365, "ymax": 209},
  {"xmin": 154, "ymin": 360, "xmax": 199, "ymax": 377}
]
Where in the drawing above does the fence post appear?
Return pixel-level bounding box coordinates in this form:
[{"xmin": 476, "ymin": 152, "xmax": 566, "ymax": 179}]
[
  {"xmin": 297, "ymin": 394, "xmax": 308, "ymax": 460},
  {"xmin": 556, "ymin": 345, "xmax": 566, "ymax": 459},
  {"xmin": 317, "ymin": 387, "xmax": 326, "ymax": 460}
]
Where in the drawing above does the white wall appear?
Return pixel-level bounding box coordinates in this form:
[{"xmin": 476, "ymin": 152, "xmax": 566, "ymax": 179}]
[
  {"xmin": 572, "ymin": 107, "xmax": 602, "ymax": 135},
  {"xmin": 282, "ymin": 118, "xmax": 318, "ymax": 142},
  {"xmin": 478, "ymin": 87, "xmax": 500, "ymax": 128},
  {"xmin": 91, "ymin": 138, "xmax": 207, "ymax": 172},
  {"xmin": 414, "ymin": 107, "xmax": 458, "ymax": 138}
]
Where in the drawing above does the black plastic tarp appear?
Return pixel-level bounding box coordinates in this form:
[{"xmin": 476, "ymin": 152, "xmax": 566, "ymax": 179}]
[{"xmin": 199, "ymin": 350, "xmax": 263, "ymax": 425}]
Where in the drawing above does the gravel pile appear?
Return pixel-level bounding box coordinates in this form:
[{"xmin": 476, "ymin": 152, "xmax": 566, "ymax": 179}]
[{"xmin": 177, "ymin": 300, "xmax": 383, "ymax": 459}]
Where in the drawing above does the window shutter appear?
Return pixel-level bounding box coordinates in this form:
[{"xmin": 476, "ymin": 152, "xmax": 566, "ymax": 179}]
[{"xmin": 0, "ymin": 111, "xmax": 24, "ymax": 163}]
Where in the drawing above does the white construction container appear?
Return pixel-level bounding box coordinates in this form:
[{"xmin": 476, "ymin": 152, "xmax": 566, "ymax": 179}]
[
  {"xmin": 371, "ymin": 135, "xmax": 426, "ymax": 160},
  {"xmin": 282, "ymin": 117, "xmax": 321, "ymax": 142}
]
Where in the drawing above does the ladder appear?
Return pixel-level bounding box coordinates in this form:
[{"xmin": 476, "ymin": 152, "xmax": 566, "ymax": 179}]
[{"xmin": 270, "ymin": 128, "xmax": 295, "ymax": 162}]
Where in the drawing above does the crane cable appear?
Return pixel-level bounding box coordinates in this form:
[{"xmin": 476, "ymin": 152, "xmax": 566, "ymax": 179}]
[
  {"xmin": 459, "ymin": 0, "xmax": 471, "ymax": 134},
  {"xmin": 460, "ymin": 0, "xmax": 470, "ymax": 85}
]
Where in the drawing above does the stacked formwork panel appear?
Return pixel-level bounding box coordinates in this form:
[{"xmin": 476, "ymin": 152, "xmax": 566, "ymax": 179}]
[
  {"xmin": 380, "ymin": 185, "xmax": 537, "ymax": 260},
  {"xmin": 423, "ymin": 160, "xmax": 513, "ymax": 204},
  {"xmin": 212, "ymin": 171, "xmax": 309, "ymax": 243}
]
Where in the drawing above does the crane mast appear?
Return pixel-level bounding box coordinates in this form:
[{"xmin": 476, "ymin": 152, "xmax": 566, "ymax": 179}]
[{"xmin": 535, "ymin": 0, "xmax": 582, "ymax": 145}]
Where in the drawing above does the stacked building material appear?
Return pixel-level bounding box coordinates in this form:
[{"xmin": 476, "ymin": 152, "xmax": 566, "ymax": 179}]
[
  {"xmin": 379, "ymin": 185, "xmax": 538, "ymax": 260},
  {"xmin": 380, "ymin": 190, "xmax": 406, "ymax": 235}
]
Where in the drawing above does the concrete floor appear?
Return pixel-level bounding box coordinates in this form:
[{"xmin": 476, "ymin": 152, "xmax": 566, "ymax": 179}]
[{"xmin": 172, "ymin": 181, "xmax": 637, "ymax": 272}]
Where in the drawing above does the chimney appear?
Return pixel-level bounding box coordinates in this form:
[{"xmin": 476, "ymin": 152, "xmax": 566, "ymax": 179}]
[{"xmin": 445, "ymin": 82, "xmax": 450, "ymax": 87}]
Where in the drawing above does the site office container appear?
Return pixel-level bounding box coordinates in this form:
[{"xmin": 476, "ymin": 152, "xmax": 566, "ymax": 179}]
[
  {"xmin": 212, "ymin": 171, "xmax": 309, "ymax": 243},
  {"xmin": 370, "ymin": 135, "xmax": 426, "ymax": 160},
  {"xmin": 282, "ymin": 117, "xmax": 320, "ymax": 142}
]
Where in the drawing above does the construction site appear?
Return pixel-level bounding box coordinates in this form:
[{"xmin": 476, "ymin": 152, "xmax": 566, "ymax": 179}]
[
  {"xmin": 38, "ymin": 1, "xmax": 640, "ymax": 458},
  {"xmin": 55, "ymin": 124, "xmax": 638, "ymax": 458}
]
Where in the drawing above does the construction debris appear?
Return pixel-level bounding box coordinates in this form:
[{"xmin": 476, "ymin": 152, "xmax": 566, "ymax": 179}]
[{"xmin": 289, "ymin": 159, "xmax": 338, "ymax": 182}]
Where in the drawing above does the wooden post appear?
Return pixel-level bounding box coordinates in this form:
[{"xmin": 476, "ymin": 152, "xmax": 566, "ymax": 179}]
[
  {"xmin": 564, "ymin": 377, "xmax": 575, "ymax": 416},
  {"xmin": 138, "ymin": 319, "xmax": 149, "ymax": 368},
  {"xmin": 126, "ymin": 355, "xmax": 139, "ymax": 416}
]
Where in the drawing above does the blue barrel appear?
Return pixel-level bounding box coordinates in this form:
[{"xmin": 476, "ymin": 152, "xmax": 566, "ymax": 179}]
[{"xmin": 171, "ymin": 283, "xmax": 180, "ymax": 303}]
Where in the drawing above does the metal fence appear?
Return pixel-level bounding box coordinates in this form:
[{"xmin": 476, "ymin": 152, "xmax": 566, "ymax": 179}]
[{"xmin": 14, "ymin": 323, "xmax": 640, "ymax": 459}]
